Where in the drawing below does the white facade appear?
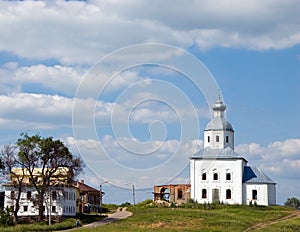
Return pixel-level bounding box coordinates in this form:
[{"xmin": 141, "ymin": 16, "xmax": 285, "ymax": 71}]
[
  {"xmin": 4, "ymin": 186, "xmax": 77, "ymax": 217},
  {"xmin": 190, "ymin": 97, "xmax": 276, "ymax": 206},
  {"xmin": 191, "ymin": 157, "xmax": 246, "ymax": 204}
]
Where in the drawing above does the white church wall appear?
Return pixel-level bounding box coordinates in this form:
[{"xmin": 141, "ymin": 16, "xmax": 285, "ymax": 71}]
[
  {"xmin": 191, "ymin": 159, "xmax": 245, "ymax": 204},
  {"xmin": 245, "ymin": 184, "xmax": 269, "ymax": 206}
]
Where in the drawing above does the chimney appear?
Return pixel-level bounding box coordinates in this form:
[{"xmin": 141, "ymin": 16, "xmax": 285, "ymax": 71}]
[{"xmin": 80, "ymin": 180, "xmax": 84, "ymax": 184}]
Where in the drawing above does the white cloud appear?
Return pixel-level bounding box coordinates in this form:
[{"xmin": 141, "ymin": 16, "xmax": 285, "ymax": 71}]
[
  {"xmin": 236, "ymin": 139, "xmax": 300, "ymax": 179},
  {"xmin": 0, "ymin": 63, "xmax": 155, "ymax": 98},
  {"xmin": 0, "ymin": 93, "xmax": 113, "ymax": 129},
  {"xmin": 268, "ymin": 139, "xmax": 300, "ymax": 156},
  {"xmin": 235, "ymin": 143, "xmax": 263, "ymax": 160},
  {"xmin": 15, "ymin": 64, "xmax": 84, "ymax": 95},
  {"xmin": 0, "ymin": 0, "xmax": 299, "ymax": 64},
  {"xmin": 0, "ymin": 93, "xmax": 72, "ymax": 128},
  {"xmin": 66, "ymin": 135, "xmax": 203, "ymax": 188},
  {"xmin": 0, "ymin": 90, "xmax": 206, "ymax": 133},
  {"xmin": 0, "ymin": 63, "xmax": 84, "ymax": 95}
]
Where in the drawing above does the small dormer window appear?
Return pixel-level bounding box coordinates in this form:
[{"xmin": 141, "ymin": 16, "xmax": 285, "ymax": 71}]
[{"xmin": 216, "ymin": 136, "xmax": 219, "ymax": 142}]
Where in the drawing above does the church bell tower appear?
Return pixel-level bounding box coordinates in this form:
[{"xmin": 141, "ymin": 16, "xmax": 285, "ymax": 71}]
[{"xmin": 204, "ymin": 96, "xmax": 234, "ymax": 149}]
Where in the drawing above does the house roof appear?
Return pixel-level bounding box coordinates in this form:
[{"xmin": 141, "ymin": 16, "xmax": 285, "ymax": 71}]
[
  {"xmin": 73, "ymin": 181, "xmax": 100, "ymax": 193},
  {"xmin": 190, "ymin": 147, "xmax": 247, "ymax": 162},
  {"xmin": 243, "ymin": 166, "xmax": 275, "ymax": 184}
]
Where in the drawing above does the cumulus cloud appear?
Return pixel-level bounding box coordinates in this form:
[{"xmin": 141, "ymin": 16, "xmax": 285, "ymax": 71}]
[
  {"xmin": 0, "ymin": 63, "xmax": 83, "ymax": 95},
  {"xmin": 236, "ymin": 139, "xmax": 300, "ymax": 179},
  {"xmin": 0, "ymin": 93, "xmax": 107, "ymax": 129},
  {"xmin": 0, "ymin": 63, "xmax": 154, "ymax": 97},
  {"xmin": 0, "ymin": 91, "xmax": 207, "ymax": 133},
  {"xmin": 0, "ymin": 0, "xmax": 299, "ymax": 64},
  {"xmin": 65, "ymin": 135, "xmax": 202, "ymax": 188},
  {"xmin": 0, "ymin": 93, "xmax": 79, "ymax": 131}
]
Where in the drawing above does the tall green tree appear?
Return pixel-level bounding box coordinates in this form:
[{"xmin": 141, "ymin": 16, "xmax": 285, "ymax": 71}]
[
  {"xmin": 17, "ymin": 133, "xmax": 84, "ymax": 222},
  {"xmin": 1, "ymin": 133, "xmax": 84, "ymax": 222}
]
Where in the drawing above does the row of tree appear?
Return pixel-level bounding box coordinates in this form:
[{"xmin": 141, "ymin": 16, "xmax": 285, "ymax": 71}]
[{"xmin": 0, "ymin": 133, "xmax": 83, "ymax": 224}]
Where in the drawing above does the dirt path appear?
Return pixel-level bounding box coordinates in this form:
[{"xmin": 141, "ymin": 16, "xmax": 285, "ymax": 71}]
[
  {"xmin": 82, "ymin": 207, "xmax": 132, "ymax": 229},
  {"xmin": 60, "ymin": 208, "xmax": 132, "ymax": 231},
  {"xmin": 243, "ymin": 210, "xmax": 300, "ymax": 231}
]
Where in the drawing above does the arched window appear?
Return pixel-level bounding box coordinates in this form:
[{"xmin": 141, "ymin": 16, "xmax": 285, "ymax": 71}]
[
  {"xmin": 213, "ymin": 169, "xmax": 218, "ymax": 180},
  {"xmin": 202, "ymin": 173, "xmax": 207, "ymax": 180},
  {"xmin": 216, "ymin": 135, "xmax": 220, "ymax": 142},
  {"xmin": 160, "ymin": 188, "xmax": 170, "ymax": 201},
  {"xmin": 226, "ymin": 173, "xmax": 231, "ymax": 181},
  {"xmin": 226, "ymin": 189, "xmax": 231, "ymax": 199},
  {"xmin": 202, "ymin": 189, "xmax": 207, "ymax": 199},
  {"xmin": 208, "ymin": 136, "xmax": 210, "ymax": 143},
  {"xmin": 252, "ymin": 190, "xmax": 257, "ymax": 200},
  {"xmin": 213, "ymin": 173, "xmax": 218, "ymax": 180}
]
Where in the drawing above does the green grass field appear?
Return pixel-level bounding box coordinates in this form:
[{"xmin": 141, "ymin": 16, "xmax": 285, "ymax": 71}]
[
  {"xmin": 254, "ymin": 216, "xmax": 300, "ymax": 232},
  {"xmin": 76, "ymin": 203, "xmax": 298, "ymax": 232},
  {"xmin": 1, "ymin": 202, "xmax": 299, "ymax": 232}
]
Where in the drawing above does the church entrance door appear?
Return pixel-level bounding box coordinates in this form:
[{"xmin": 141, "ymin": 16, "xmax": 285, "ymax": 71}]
[{"xmin": 212, "ymin": 189, "xmax": 220, "ymax": 203}]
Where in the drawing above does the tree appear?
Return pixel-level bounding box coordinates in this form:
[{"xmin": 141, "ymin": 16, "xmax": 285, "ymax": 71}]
[
  {"xmin": 0, "ymin": 144, "xmax": 26, "ymax": 224},
  {"xmin": 17, "ymin": 133, "xmax": 84, "ymax": 222},
  {"xmin": 1, "ymin": 133, "xmax": 84, "ymax": 223},
  {"xmin": 285, "ymin": 197, "xmax": 300, "ymax": 209}
]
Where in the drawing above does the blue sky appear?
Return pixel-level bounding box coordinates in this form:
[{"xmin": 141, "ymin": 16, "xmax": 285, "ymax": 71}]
[{"xmin": 0, "ymin": 0, "xmax": 299, "ymax": 205}]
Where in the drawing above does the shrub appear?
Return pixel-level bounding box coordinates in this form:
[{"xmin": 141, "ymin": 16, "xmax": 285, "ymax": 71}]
[
  {"xmin": 135, "ymin": 199, "xmax": 153, "ymax": 208},
  {"xmin": 120, "ymin": 202, "xmax": 131, "ymax": 207},
  {"xmin": 0, "ymin": 207, "xmax": 14, "ymax": 227},
  {"xmin": 102, "ymin": 203, "xmax": 118, "ymax": 212},
  {"xmin": 285, "ymin": 197, "xmax": 300, "ymax": 209}
]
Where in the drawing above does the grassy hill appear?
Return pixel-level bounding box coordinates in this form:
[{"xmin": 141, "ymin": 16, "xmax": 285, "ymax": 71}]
[
  {"xmin": 76, "ymin": 200, "xmax": 299, "ymax": 232},
  {"xmin": 1, "ymin": 200, "xmax": 299, "ymax": 231}
]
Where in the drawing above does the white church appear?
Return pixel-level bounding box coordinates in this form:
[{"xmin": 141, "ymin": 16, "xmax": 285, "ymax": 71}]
[{"xmin": 190, "ymin": 97, "xmax": 276, "ymax": 206}]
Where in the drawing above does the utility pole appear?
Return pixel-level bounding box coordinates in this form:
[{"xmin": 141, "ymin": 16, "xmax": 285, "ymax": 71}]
[
  {"xmin": 99, "ymin": 180, "xmax": 109, "ymax": 214},
  {"xmin": 126, "ymin": 183, "xmax": 136, "ymax": 206},
  {"xmin": 132, "ymin": 184, "xmax": 136, "ymax": 206}
]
